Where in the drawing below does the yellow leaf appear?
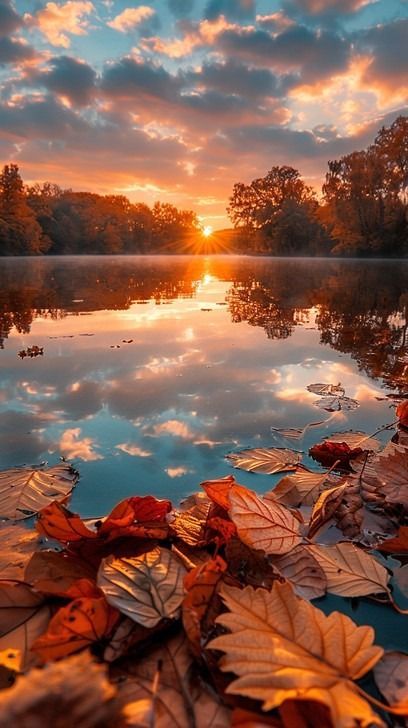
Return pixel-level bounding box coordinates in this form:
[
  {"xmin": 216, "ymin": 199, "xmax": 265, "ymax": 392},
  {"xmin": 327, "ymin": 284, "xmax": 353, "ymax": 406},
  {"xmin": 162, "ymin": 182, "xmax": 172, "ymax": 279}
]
[
  {"xmin": 209, "ymin": 581, "xmax": 384, "ymax": 728},
  {"xmin": 228, "ymin": 487, "xmax": 302, "ymax": 555},
  {"xmin": 226, "ymin": 448, "xmax": 301, "ymax": 475},
  {"xmin": 271, "ymin": 470, "xmax": 341, "ymax": 507},
  {"xmin": 97, "ymin": 547, "xmax": 186, "ymax": 628},
  {"xmin": 306, "ymin": 543, "xmax": 389, "ymax": 597}
]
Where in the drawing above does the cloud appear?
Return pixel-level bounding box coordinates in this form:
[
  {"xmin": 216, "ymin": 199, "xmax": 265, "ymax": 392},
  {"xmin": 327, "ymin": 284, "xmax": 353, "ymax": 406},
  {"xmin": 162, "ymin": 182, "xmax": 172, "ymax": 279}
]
[
  {"xmin": 151, "ymin": 419, "xmax": 195, "ymax": 439},
  {"xmin": 58, "ymin": 427, "xmax": 103, "ymax": 461},
  {"xmin": 0, "ymin": 94, "xmax": 88, "ymax": 139},
  {"xmin": 168, "ymin": 0, "xmax": 194, "ymax": 17},
  {"xmin": 107, "ymin": 6, "xmax": 156, "ymax": 33},
  {"xmin": 204, "ymin": 0, "xmax": 256, "ymax": 21},
  {"xmin": 0, "ymin": 0, "xmax": 23, "ymax": 36},
  {"xmin": 115, "ymin": 443, "xmax": 153, "ymax": 457},
  {"xmin": 0, "ymin": 37, "xmax": 38, "ymax": 66},
  {"xmin": 35, "ymin": 55, "xmax": 97, "ymax": 106},
  {"xmin": 26, "ymin": 1, "xmax": 95, "ymax": 48},
  {"xmin": 284, "ymin": 0, "xmax": 373, "ymax": 16},
  {"xmin": 357, "ymin": 19, "xmax": 408, "ymax": 102},
  {"xmin": 185, "ymin": 59, "xmax": 283, "ymax": 99},
  {"xmin": 165, "ymin": 466, "xmax": 193, "ymax": 477},
  {"xmin": 142, "ymin": 15, "xmax": 235, "ymax": 58},
  {"xmin": 101, "ymin": 57, "xmax": 183, "ymax": 102}
]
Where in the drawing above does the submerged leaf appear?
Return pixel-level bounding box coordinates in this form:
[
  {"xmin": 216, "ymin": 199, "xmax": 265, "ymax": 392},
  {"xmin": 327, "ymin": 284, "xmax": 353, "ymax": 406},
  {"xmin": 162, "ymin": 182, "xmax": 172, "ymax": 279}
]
[
  {"xmin": 226, "ymin": 448, "xmax": 301, "ymax": 475},
  {"xmin": 306, "ymin": 543, "xmax": 389, "ymax": 597},
  {"xmin": 97, "ymin": 547, "xmax": 186, "ymax": 628},
  {"xmin": 0, "ymin": 463, "xmax": 78, "ymax": 521},
  {"xmin": 228, "ymin": 487, "xmax": 302, "ymax": 555},
  {"xmin": 209, "ymin": 581, "xmax": 383, "ymax": 727}
]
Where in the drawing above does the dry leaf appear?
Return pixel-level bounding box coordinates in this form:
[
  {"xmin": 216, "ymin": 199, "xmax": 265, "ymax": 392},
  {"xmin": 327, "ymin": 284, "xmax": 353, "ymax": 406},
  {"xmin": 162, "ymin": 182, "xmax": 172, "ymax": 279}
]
[
  {"xmin": 115, "ymin": 631, "xmax": 230, "ymax": 728},
  {"xmin": 309, "ymin": 442, "xmax": 362, "ymax": 470},
  {"xmin": 0, "ymin": 525, "xmax": 39, "ymax": 580},
  {"xmin": 0, "ymin": 581, "xmax": 51, "ymax": 669},
  {"xmin": 226, "ymin": 448, "xmax": 301, "ymax": 475},
  {"xmin": 24, "ymin": 550, "xmax": 96, "ymax": 595},
  {"xmin": 0, "ymin": 464, "xmax": 78, "ymax": 521},
  {"xmin": 225, "ymin": 538, "xmax": 277, "ymax": 589},
  {"xmin": 36, "ymin": 501, "xmax": 97, "ymax": 542},
  {"xmin": 104, "ymin": 617, "xmax": 157, "ymax": 662},
  {"xmin": 307, "ymin": 383, "xmax": 345, "ymax": 397},
  {"xmin": 228, "ymin": 487, "xmax": 302, "ymax": 555},
  {"xmin": 0, "ymin": 647, "xmax": 21, "ymax": 689},
  {"xmin": 98, "ymin": 495, "xmax": 171, "ymax": 542},
  {"xmin": 270, "ymin": 545, "xmax": 327, "ymax": 600},
  {"xmin": 182, "ymin": 556, "xmax": 227, "ymax": 654},
  {"xmin": 322, "ymin": 431, "xmax": 381, "ymax": 452},
  {"xmin": 201, "ymin": 475, "xmax": 247, "ymax": 511},
  {"xmin": 307, "ymin": 484, "xmax": 348, "ymax": 539},
  {"xmin": 270, "ymin": 470, "xmax": 341, "ymax": 507},
  {"xmin": 369, "ymin": 443, "xmax": 408, "ymax": 510},
  {"xmin": 306, "ymin": 543, "xmax": 389, "ymax": 597},
  {"xmin": 209, "ymin": 581, "xmax": 384, "ymax": 727},
  {"xmin": 374, "ymin": 651, "xmax": 408, "ymax": 715},
  {"xmin": 0, "ymin": 650, "xmax": 117, "ymax": 728},
  {"xmin": 378, "ymin": 526, "xmax": 408, "ymax": 554},
  {"xmin": 97, "ymin": 547, "xmax": 186, "ymax": 628},
  {"xmin": 232, "ymin": 707, "xmax": 283, "ymax": 726}
]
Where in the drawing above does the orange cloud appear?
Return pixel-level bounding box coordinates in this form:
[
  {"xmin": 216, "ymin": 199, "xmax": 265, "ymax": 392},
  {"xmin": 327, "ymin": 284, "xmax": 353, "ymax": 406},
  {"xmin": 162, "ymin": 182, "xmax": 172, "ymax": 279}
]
[
  {"xmin": 115, "ymin": 442, "xmax": 152, "ymax": 457},
  {"xmin": 152, "ymin": 419, "xmax": 195, "ymax": 439},
  {"xmin": 59, "ymin": 427, "xmax": 102, "ymax": 460},
  {"xmin": 143, "ymin": 15, "xmax": 239, "ymax": 58},
  {"xmin": 27, "ymin": 1, "xmax": 94, "ymax": 48},
  {"xmin": 107, "ymin": 6, "xmax": 155, "ymax": 33}
]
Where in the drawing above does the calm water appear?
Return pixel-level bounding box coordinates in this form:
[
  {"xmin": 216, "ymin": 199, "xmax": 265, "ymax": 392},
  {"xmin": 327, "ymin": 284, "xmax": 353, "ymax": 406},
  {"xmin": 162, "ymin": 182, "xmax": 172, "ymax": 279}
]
[{"xmin": 1, "ymin": 255, "xmax": 408, "ymax": 647}]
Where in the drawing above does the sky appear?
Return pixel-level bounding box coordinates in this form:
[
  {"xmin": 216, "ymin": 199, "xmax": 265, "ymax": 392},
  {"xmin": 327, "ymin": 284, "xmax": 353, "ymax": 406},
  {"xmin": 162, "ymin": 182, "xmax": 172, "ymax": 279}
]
[{"xmin": 0, "ymin": 0, "xmax": 407, "ymax": 228}]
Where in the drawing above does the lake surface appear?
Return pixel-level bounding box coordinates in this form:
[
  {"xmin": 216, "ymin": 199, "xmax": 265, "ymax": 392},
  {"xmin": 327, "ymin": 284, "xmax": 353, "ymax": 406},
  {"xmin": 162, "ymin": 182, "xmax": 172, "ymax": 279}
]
[{"xmin": 0, "ymin": 255, "xmax": 407, "ymax": 518}]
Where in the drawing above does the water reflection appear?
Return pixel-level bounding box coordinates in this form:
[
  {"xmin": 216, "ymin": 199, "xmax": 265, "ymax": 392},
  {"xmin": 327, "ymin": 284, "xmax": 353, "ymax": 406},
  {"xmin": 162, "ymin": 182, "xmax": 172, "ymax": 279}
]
[{"xmin": 0, "ymin": 255, "xmax": 406, "ymax": 514}]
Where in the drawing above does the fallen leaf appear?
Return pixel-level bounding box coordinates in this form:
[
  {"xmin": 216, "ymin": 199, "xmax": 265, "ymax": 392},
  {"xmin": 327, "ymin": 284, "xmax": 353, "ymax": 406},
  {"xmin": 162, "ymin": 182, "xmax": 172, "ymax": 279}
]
[
  {"xmin": 182, "ymin": 556, "xmax": 227, "ymax": 654},
  {"xmin": 24, "ymin": 550, "xmax": 96, "ymax": 595},
  {"xmin": 0, "ymin": 648, "xmax": 20, "ymax": 689},
  {"xmin": 115, "ymin": 631, "xmax": 231, "ymax": 728},
  {"xmin": 98, "ymin": 495, "xmax": 172, "ymax": 541},
  {"xmin": 201, "ymin": 475, "xmax": 246, "ymax": 511},
  {"xmin": 309, "ymin": 442, "xmax": 362, "ymax": 470},
  {"xmin": 378, "ymin": 526, "xmax": 408, "ymax": 554},
  {"xmin": 307, "ymin": 484, "xmax": 349, "ymax": 539},
  {"xmin": 225, "ymin": 538, "xmax": 276, "ymax": 589},
  {"xmin": 0, "ymin": 525, "xmax": 39, "ymax": 580},
  {"xmin": 0, "ymin": 463, "xmax": 78, "ymax": 521},
  {"xmin": 231, "ymin": 707, "xmax": 283, "ymax": 726},
  {"xmin": 313, "ymin": 396, "xmax": 359, "ymax": 413},
  {"xmin": 209, "ymin": 581, "xmax": 384, "ymax": 727},
  {"xmin": 32, "ymin": 594, "xmax": 119, "ymax": 661},
  {"xmin": 226, "ymin": 448, "xmax": 301, "ymax": 475},
  {"xmin": 369, "ymin": 443, "xmax": 408, "ymax": 510},
  {"xmin": 104, "ymin": 617, "xmax": 157, "ymax": 662},
  {"xmin": 322, "ymin": 431, "xmax": 381, "ymax": 452},
  {"xmin": 307, "ymin": 383, "xmax": 345, "ymax": 397},
  {"xmin": 0, "ymin": 581, "xmax": 51, "ymax": 669},
  {"xmin": 270, "ymin": 470, "xmax": 342, "ymax": 507},
  {"xmin": 97, "ymin": 547, "xmax": 186, "ymax": 628},
  {"xmin": 397, "ymin": 400, "xmax": 408, "ymax": 429},
  {"xmin": 228, "ymin": 487, "xmax": 303, "ymax": 555},
  {"xmin": 306, "ymin": 543, "xmax": 389, "ymax": 597},
  {"xmin": 270, "ymin": 545, "xmax": 327, "ymax": 600},
  {"xmin": 374, "ymin": 651, "xmax": 408, "ymax": 715},
  {"xmin": 0, "ymin": 651, "xmax": 117, "ymax": 728},
  {"xmin": 36, "ymin": 501, "xmax": 97, "ymax": 542}
]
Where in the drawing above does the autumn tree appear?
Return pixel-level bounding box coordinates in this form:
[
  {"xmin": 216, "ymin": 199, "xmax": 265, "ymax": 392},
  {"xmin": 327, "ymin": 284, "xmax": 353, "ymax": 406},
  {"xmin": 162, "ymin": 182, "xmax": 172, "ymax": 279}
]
[
  {"xmin": 227, "ymin": 166, "xmax": 326, "ymax": 255},
  {"xmin": 0, "ymin": 165, "xmax": 50, "ymax": 255},
  {"xmin": 152, "ymin": 202, "xmax": 199, "ymax": 246}
]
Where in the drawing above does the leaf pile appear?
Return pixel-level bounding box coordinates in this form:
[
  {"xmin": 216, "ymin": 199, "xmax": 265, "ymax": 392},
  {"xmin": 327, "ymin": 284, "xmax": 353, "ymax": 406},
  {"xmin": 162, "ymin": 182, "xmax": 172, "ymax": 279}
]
[{"xmin": 0, "ymin": 408, "xmax": 407, "ymax": 727}]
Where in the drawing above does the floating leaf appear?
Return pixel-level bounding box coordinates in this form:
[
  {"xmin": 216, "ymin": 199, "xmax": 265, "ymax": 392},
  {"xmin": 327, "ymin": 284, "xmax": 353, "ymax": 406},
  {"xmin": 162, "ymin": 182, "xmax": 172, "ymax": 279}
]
[
  {"xmin": 306, "ymin": 543, "xmax": 389, "ymax": 597},
  {"xmin": 270, "ymin": 545, "xmax": 327, "ymax": 600},
  {"xmin": 0, "ymin": 651, "xmax": 117, "ymax": 727},
  {"xmin": 226, "ymin": 448, "xmax": 301, "ymax": 475},
  {"xmin": 209, "ymin": 581, "xmax": 383, "ymax": 727},
  {"xmin": 378, "ymin": 526, "xmax": 408, "ymax": 554},
  {"xmin": 97, "ymin": 547, "xmax": 186, "ymax": 628},
  {"xmin": 201, "ymin": 475, "xmax": 246, "ymax": 511},
  {"xmin": 322, "ymin": 431, "xmax": 381, "ymax": 452},
  {"xmin": 98, "ymin": 495, "xmax": 171, "ymax": 541},
  {"xmin": 374, "ymin": 652, "xmax": 408, "ymax": 714},
  {"xmin": 314, "ymin": 395, "xmax": 359, "ymax": 413},
  {"xmin": 271, "ymin": 469, "xmax": 341, "ymax": 507},
  {"xmin": 228, "ymin": 487, "xmax": 302, "ymax": 555},
  {"xmin": 36, "ymin": 501, "xmax": 97, "ymax": 542},
  {"xmin": 309, "ymin": 441, "xmax": 362, "ymax": 470},
  {"xmin": 0, "ymin": 525, "xmax": 39, "ymax": 580},
  {"xmin": 307, "ymin": 383, "xmax": 345, "ymax": 397},
  {"xmin": 308, "ymin": 483, "xmax": 349, "ymax": 539},
  {"xmin": 0, "ymin": 581, "xmax": 51, "ymax": 669},
  {"xmin": 0, "ymin": 463, "xmax": 78, "ymax": 521},
  {"xmin": 32, "ymin": 594, "xmax": 119, "ymax": 661}
]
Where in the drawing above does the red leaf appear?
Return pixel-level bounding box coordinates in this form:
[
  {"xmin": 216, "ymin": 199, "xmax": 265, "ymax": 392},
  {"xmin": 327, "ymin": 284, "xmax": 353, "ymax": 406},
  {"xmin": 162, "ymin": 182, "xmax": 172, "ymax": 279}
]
[
  {"xmin": 309, "ymin": 442, "xmax": 363, "ymax": 470},
  {"xmin": 98, "ymin": 496, "xmax": 172, "ymax": 540},
  {"xmin": 36, "ymin": 502, "xmax": 97, "ymax": 542},
  {"xmin": 397, "ymin": 400, "xmax": 408, "ymax": 429}
]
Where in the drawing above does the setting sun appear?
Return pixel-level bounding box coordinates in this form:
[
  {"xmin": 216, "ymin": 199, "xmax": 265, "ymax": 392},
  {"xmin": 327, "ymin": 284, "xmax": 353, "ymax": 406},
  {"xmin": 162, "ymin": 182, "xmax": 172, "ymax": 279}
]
[{"xmin": 202, "ymin": 226, "xmax": 213, "ymax": 238}]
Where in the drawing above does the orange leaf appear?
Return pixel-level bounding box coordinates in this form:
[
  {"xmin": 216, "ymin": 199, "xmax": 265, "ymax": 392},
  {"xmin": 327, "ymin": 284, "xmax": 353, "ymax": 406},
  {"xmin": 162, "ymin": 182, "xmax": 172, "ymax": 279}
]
[
  {"xmin": 32, "ymin": 596, "xmax": 119, "ymax": 661},
  {"xmin": 378, "ymin": 526, "xmax": 408, "ymax": 553},
  {"xmin": 201, "ymin": 475, "xmax": 248, "ymax": 511},
  {"xmin": 183, "ymin": 556, "xmax": 227, "ymax": 654},
  {"xmin": 207, "ymin": 516, "xmax": 237, "ymax": 543},
  {"xmin": 98, "ymin": 495, "xmax": 171, "ymax": 539},
  {"xmin": 397, "ymin": 400, "xmax": 408, "ymax": 428},
  {"xmin": 36, "ymin": 501, "xmax": 97, "ymax": 543}
]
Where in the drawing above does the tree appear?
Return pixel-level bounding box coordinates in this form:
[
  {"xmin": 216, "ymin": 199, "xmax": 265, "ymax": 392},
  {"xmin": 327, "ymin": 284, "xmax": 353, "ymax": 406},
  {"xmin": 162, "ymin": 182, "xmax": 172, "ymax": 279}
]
[
  {"xmin": 227, "ymin": 166, "xmax": 325, "ymax": 255},
  {"xmin": 0, "ymin": 165, "xmax": 50, "ymax": 255}
]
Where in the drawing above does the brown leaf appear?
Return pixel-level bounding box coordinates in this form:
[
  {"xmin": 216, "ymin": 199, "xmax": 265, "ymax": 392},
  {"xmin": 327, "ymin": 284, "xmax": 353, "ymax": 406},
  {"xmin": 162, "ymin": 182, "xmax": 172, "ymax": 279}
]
[
  {"xmin": 306, "ymin": 543, "xmax": 389, "ymax": 597},
  {"xmin": 322, "ymin": 431, "xmax": 381, "ymax": 452},
  {"xmin": 225, "ymin": 538, "xmax": 277, "ymax": 589},
  {"xmin": 24, "ymin": 550, "xmax": 96, "ymax": 595},
  {"xmin": 0, "ymin": 463, "xmax": 78, "ymax": 521},
  {"xmin": 226, "ymin": 448, "xmax": 301, "ymax": 475},
  {"xmin": 209, "ymin": 581, "xmax": 384, "ymax": 727},
  {"xmin": 270, "ymin": 545, "xmax": 327, "ymax": 600},
  {"xmin": 98, "ymin": 495, "xmax": 171, "ymax": 541},
  {"xmin": 0, "ymin": 525, "xmax": 39, "ymax": 580},
  {"xmin": 378, "ymin": 526, "xmax": 408, "ymax": 554},
  {"xmin": 307, "ymin": 483, "xmax": 348, "ymax": 539},
  {"xmin": 270, "ymin": 470, "xmax": 342, "ymax": 507},
  {"xmin": 374, "ymin": 651, "xmax": 408, "ymax": 715},
  {"xmin": 228, "ymin": 486, "xmax": 303, "ymax": 555},
  {"xmin": 309, "ymin": 442, "xmax": 362, "ymax": 470},
  {"xmin": 104, "ymin": 617, "xmax": 159, "ymax": 662},
  {"xmin": 0, "ymin": 581, "xmax": 51, "ymax": 669},
  {"xmin": 231, "ymin": 707, "xmax": 283, "ymax": 727},
  {"xmin": 182, "ymin": 556, "xmax": 227, "ymax": 654},
  {"xmin": 201, "ymin": 475, "xmax": 247, "ymax": 511},
  {"xmin": 0, "ymin": 651, "xmax": 117, "ymax": 728},
  {"xmin": 115, "ymin": 631, "xmax": 231, "ymax": 728},
  {"xmin": 97, "ymin": 547, "xmax": 186, "ymax": 628},
  {"xmin": 369, "ymin": 443, "xmax": 408, "ymax": 510},
  {"xmin": 36, "ymin": 501, "xmax": 97, "ymax": 542},
  {"xmin": 0, "ymin": 648, "xmax": 20, "ymax": 689},
  {"xmin": 397, "ymin": 400, "xmax": 408, "ymax": 428},
  {"xmin": 307, "ymin": 383, "xmax": 345, "ymax": 397}
]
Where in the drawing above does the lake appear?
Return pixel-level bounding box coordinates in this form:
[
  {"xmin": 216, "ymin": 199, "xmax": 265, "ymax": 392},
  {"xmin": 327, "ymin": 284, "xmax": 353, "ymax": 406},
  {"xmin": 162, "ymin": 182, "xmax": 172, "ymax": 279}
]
[{"xmin": 1, "ymin": 254, "xmax": 408, "ymax": 647}]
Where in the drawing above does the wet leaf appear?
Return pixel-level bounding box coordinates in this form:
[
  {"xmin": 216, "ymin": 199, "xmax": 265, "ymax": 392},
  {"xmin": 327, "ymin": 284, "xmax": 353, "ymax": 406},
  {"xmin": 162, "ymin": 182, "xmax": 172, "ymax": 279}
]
[
  {"xmin": 182, "ymin": 556, "xmax": 227, "ymax": 654},
  {"xmin": 374, "ymin": 651, "xmax": 408, "ymax": 714},
  {"xmin": 0, "ymin": 463, "xmax": 78, "ymax": 521},
  {"xmin": 270, "ymin": 545, "xmax": 327, "ymax": 600},
  {"xmin": 32, "ymin": 594, "xmax": 119, "ymax": 661},
  {"xmin": 201, "ymin": 475, "xmax": 246, "ymax": 511},
  {"xmin": 306, "ymin": 543, "xmax": 389, "ymax": 597},
  {"xmin": 369, "ymin": 443, "xmax": 408, "ymax": 510},
  {"xmin": 313, "ymin": 395, "xmax": 359, "ymax": 412},
  {"xmin": 322, "ymin": 431, "xmax": 381, "ymax": 452},
  {"xmin": 97, "ymin": 547, "xmax": 186, "ymax": 628},
  {"xmin": 271, "ymin": 469, "xmax": 341, "ymax": 507},
  {"xmin": 307, "ymin": 383, "xmax": 345, "ymax": 397},
  {"xmin": 226, "ymin": 448, "xmax": 301, "ymax": 475},
  {"xmin": 98, "ymin": 495, "xmax": 171, "ymax": 541},
  {"xmin": 225, "ymin": 538, "xmax": 276, "ymax": 589},
  {"xmin": 24, "ymin": 550, "xmax": 96, "ymax": 595},
  {"xmin": 307, "ymin": 483, "xmax": 349, "ymax": 539},
  {"xmin": 209, "ymin": 581, "xmax": 384, "ymax": 727},
  {"xmin": 309, "ymin": 442, "xmax": 362, "ymax": 470},
  {"xmin": 228, "ymin": 487, "xmax": 303, "ymax": 555},
  {"xmin": 0, "ymin": 581, "xmax": 51, "ymax": 669},
  {"xmin": 378, "ymin": 526, "xmax": 408, "ymax": 554},
  {"xmin": 0, "ymin": 651, "xmax": 117, "ymax": 727},
  {"xmin": 36, "ymin": 501, "xmax": 97, "ymax": 542},
  {"xmin": 116, "ymin": 631, "xmax": 231, "ymax": 728},
  {"xmin": 397, "ymin": 400, "xmax": 408, "ymax": 429},
  {"xmin": 0, "ymin": 525, "xmax": 40, "ymax": 580}
]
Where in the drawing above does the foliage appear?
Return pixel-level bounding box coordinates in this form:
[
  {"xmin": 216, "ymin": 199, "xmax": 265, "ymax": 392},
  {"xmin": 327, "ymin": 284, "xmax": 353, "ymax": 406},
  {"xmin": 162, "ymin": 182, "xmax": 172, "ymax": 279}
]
[{"xmin": 0, "ymin": 405, "xmax": 407, "ymax": 726}]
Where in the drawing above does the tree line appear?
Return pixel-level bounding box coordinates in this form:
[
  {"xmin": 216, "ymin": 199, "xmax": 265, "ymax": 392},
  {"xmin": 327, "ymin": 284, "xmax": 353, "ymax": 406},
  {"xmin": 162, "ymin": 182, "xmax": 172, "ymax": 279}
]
[
  {"xmin": 0, "ymin": 116, "xmax": 406, "ymax": 256},
  {"xmin": 0, "ymin": 167, "xmax": 199, "ymax": 256},
  {"xmin": 228, "ymin": 116, "xmax": 407, "ymax": 257}
]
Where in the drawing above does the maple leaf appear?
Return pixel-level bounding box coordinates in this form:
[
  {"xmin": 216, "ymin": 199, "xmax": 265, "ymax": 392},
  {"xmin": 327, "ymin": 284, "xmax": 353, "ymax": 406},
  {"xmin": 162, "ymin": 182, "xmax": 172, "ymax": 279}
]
[
  {"xmin": 0, "ymin": 651, "xmax": 118, "ymax": 727},
  {"xmin": 0, "ymin": 463, "xmax": 78, "ymax": 521},
  {"xmin": 309, "ymin": 442, "xmax": 362, "ymax": 470},
  {"xmin": 209, "ymin": 581, "xmax": 384, "ymax": 727},
  {"xmin": 228, "ymin": 486, "xmax": 303, "ymax": 555},
  {"xmin": 97, "ymin": 547, "xmax": 186, "ymax": 628},
  {"xmin": 226, "ymin": 448, "xmax": 301, "ymax": 475},
  {"xmin": 306, "ymin": 543, "xmax": 389, "ymax": 597}
]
